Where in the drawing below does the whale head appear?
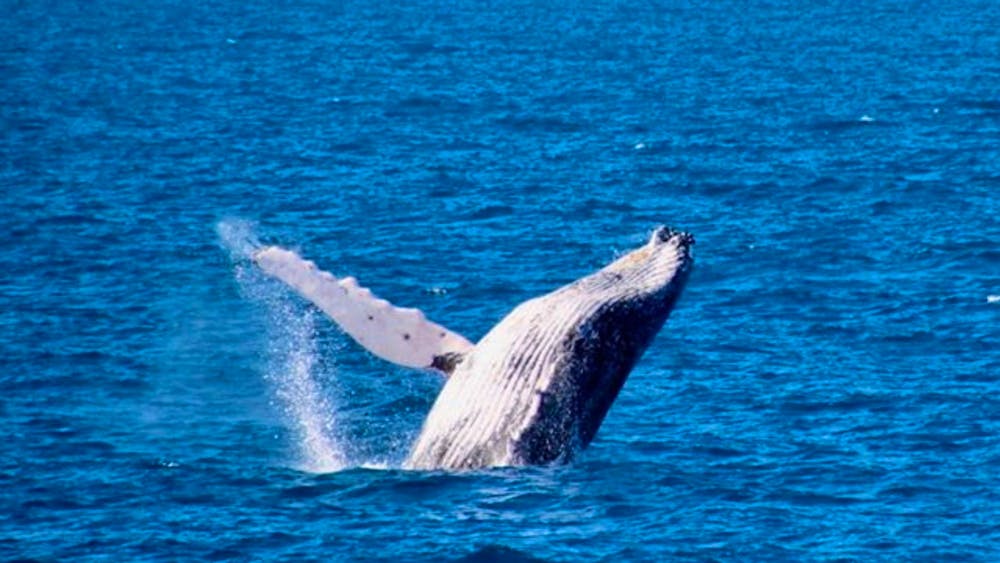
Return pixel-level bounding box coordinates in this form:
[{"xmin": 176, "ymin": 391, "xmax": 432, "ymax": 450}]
[
  {"xmin": 494, "ymin": 226, "xmax": 694, "ymax": 464},
  {"xmin": 584, "ymin": 225, "xmax": 694, "ymax": 309},
  {"xmin": 544, "ymin": 225, "xmax": 693, "ymax": 451},
  {"xmin": 405, "ymin": 225, "xmax": 695, "ymax": 469}
]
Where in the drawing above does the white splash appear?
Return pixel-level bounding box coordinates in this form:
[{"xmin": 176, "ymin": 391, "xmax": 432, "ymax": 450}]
[
  {"xmin": 359, "ymin": 462, "xmax": 392, "ymax": 471},
  {"xmin": 216, "ymin": 218, "xmax": 261, "ymax": 261},
  {"xmin": 264, "ymin": 306, "xmax": 347, "ymax": 473},
  {"xmin": 988, "ymin": 295, "xmax": 1000, "ymax": 304},
  {"xmin": 218, "ymin": 219, "xmax": 348, "ymax": 473}
]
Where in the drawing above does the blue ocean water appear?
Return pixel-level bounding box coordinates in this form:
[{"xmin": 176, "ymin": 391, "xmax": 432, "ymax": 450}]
[{"xmin": 3, "ymin": 0, "xmax": 1000, "ymax": 559}]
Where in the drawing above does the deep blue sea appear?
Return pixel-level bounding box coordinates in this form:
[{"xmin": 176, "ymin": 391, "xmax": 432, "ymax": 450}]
[{"xmin": 3, "ymin": 0, "xmax": 1000, "ymax": 560}]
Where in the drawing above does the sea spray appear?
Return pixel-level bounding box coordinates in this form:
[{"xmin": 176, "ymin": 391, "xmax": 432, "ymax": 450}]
[
  {"xmin": 216, "ymin": 218, "xmax": 261, "ymax": 262},
  {"xmin": 218, "ymin": 219, "xmax": 347, "ymax": 473},
  {"xmin": 259, "ymin": 301, "xmax": 346, "ymax": 473}
]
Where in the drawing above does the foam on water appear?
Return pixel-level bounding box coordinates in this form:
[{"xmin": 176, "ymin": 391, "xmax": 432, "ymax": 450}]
[{"xmin": 218, "ymin": 219, "xmax": 347, "ymax": 473}]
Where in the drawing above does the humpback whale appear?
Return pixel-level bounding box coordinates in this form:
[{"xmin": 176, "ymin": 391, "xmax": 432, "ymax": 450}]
[{"xmin": 252, "ymin": 226, "xmax": 693, "ymax": 470}]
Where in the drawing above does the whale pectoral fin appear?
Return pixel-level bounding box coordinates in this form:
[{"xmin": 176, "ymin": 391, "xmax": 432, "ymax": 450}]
[{"xmin": 253, "ymin": 245, "xmax": 473, "ymax": 374}]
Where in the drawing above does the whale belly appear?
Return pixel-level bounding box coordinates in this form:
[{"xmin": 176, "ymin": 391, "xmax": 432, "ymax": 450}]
[{"xmin": 404, "ymin": 295, "xmax": 597, "ymax": 470}]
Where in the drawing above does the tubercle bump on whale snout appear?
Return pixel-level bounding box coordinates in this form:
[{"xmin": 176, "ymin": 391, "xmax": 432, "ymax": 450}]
[{"xmin": 653, "ymin": 225, "xmax": 695, "ymax": 247}]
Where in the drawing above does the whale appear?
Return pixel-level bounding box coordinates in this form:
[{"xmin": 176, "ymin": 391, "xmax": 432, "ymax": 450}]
[{"xmin": 252, "ymin": 226, "xmax": 693, "ymax": 470}]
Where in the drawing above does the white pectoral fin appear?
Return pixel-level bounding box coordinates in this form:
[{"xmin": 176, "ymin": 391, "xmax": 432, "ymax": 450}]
[{"xmin": 253, "ymin": 246, "xmax": 473, "ymax": 372}]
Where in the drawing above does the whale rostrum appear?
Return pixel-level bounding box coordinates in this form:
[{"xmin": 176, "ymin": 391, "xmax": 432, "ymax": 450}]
[{"xmin": 253, "ymin": 226, "xmax": 693, "ymax": 470}]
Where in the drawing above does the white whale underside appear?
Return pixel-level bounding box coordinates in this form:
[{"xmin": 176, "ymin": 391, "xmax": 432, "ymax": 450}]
[
  {"xmin": 253, "ymin": 228, "xmax": 692, "ymax": 470},
  {"xmin": 406, "ymin": 288, "xmax": 606, "ymax": 469}
]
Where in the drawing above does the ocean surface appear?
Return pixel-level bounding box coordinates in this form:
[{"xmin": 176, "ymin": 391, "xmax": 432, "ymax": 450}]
[{"xmin": 3, "ymin": 0, "xmax": 1000, "ymax": 560}]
